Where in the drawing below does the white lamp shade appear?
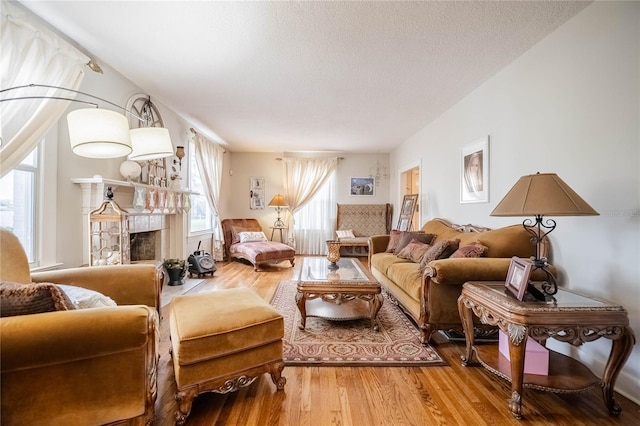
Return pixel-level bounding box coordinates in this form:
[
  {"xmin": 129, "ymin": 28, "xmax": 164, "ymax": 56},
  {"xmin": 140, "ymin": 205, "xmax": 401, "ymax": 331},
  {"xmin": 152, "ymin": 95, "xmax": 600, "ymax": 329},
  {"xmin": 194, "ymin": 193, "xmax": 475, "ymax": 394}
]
[
  {"xmin": 128, "ymin": 127, "xmax": 174, "ymax": 161},
  {"xmin": 67, "ymin": 108, "xmax": 132, "ymax": 158}
]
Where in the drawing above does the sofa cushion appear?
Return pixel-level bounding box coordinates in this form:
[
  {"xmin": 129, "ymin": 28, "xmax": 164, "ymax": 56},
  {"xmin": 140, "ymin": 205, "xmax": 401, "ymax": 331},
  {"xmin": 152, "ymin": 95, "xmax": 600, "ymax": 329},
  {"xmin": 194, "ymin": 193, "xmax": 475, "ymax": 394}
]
[
  {"xmin": 394, "ymin": 232, "xmax": 435, "ymax": 255},
  {"xmin": 396, "ymin": 239, "xmax": 432, "ymax": 263},
  {"xmin": 0, "ymin": 281, "xmax": 75, "ymax": 317},
  {"xmin": 371, "ymin": 252, "xmax": 412, "ymax": 275},
  {"xmin": 385, "ymin": 230, "xmax": 403, "ymax": 253},
  {"xmin": 450, "ymin": 242, "xmax": 488, "ymax": 259},
  {"xmin": 419, "ymin": 239, "xmax": 460, "ymax": 272},
  {"xmin": 57, "ymin": 284, "xmax": 117, "ymax": 309},
  {"xmin": 386, "ymin": 263, "xmax": 423, "ymax": 302},
  {"xmin": 475, "ymin": 224, "xmax": 537, "ymax": 258}
]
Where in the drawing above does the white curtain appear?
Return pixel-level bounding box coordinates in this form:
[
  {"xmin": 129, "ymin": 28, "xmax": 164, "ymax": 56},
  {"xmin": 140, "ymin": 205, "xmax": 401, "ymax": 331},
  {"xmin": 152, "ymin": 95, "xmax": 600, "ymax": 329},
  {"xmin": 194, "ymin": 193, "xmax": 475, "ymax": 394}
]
[
  {"xmin": 282, "ymin": 157, "xmax": 338, "ymax": 251},
  {"xmin": 193, "ymin": 132, "xmax": 225, "ymax": 261},
  {"xmin": 293, "ymin": 173, "xmax": 336, "ymax": 254},
  {"xmin": 0, "ymin": 1, "xmax": 89, "ymax": 178}
]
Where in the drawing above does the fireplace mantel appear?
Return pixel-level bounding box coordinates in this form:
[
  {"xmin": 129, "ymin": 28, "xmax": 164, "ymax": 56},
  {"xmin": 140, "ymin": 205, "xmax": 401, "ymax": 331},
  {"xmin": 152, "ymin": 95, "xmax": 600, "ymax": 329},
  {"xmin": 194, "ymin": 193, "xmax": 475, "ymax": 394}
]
[{"xmin": 72, "ymin": 176, "xmax": 191, "ymax": 265}]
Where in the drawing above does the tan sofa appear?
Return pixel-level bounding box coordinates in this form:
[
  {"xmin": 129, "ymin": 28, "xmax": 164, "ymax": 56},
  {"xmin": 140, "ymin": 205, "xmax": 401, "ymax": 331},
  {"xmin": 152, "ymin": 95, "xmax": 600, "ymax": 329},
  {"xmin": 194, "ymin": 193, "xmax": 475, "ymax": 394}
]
[
  {"xmin": 0, "ymin": 229, "xmax": 160, "ymax": 426},
  {"xmin": 368, "ymin": 218, "xmax": 550, "ymax": 343}
]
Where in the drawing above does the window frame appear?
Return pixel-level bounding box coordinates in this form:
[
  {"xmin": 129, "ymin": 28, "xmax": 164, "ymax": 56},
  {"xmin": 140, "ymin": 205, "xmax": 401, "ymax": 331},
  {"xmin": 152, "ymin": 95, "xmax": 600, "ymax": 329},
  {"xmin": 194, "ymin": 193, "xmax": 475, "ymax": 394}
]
[{"xmin": 188, "ymin": 140, "xmax": 214, "ymax": 236}]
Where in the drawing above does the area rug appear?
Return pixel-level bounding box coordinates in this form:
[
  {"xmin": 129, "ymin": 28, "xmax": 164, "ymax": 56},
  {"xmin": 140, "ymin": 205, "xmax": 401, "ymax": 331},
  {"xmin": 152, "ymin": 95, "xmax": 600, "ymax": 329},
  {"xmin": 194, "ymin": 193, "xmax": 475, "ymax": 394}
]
[
  {"xmin": 271, "ymin": 281, "xmax": 447, "ymax": 367},
  {"xmin": 160, "ymin": 278, "xmax": 204, "ymax": 308}
]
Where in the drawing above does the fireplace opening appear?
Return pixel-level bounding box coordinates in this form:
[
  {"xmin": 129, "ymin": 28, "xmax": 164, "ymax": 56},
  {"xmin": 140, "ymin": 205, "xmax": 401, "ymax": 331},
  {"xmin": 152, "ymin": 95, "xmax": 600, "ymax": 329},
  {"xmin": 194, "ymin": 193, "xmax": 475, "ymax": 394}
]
[{"xmin": 130, "ymin": 231, "xmax": 161, "ymax": 262}]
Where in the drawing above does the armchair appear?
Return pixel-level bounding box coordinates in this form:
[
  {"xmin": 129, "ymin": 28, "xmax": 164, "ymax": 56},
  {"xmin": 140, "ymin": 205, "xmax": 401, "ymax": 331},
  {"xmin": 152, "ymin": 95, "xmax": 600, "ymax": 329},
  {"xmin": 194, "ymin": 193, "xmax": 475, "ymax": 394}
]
[{"xmin": 0, "ymin": 229, "xmax": 160, "ymax": 426}]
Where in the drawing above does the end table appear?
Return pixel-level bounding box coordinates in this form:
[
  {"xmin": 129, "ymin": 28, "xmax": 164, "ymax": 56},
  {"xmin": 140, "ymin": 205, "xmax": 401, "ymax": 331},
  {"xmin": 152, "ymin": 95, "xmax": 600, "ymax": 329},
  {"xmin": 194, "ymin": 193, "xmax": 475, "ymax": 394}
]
[{"xmin": 458, "ymin": 281, "xmax": 635, "ymax": 419}]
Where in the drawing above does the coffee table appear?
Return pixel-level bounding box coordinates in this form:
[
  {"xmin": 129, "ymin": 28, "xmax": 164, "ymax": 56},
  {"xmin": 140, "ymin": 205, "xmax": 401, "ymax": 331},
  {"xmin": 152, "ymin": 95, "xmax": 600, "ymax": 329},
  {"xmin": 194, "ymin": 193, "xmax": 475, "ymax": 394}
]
[{"xmin": 295, "ymin": 257, "xmax": 383, "ymax": 331}]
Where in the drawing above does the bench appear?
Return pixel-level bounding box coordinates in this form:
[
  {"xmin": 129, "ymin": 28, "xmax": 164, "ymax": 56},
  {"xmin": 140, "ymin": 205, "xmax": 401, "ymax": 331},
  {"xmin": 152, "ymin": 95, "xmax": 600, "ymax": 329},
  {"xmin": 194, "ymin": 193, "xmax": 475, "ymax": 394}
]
[{"xmin": 336, "ymin": 203, "xmax": 392, "ymax": 256}]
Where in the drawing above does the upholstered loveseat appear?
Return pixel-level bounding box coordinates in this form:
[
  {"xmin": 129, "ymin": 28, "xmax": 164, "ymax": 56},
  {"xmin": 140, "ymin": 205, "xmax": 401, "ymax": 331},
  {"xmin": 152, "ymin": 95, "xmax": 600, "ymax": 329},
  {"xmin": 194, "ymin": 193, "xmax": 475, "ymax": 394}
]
[
  {"xmin": 0, "ymin": 229, "xmax": 160, "ymax": 426},
  {"xmin": 369, "ymin": 218, "xmax": 550, "ymax": 343}
]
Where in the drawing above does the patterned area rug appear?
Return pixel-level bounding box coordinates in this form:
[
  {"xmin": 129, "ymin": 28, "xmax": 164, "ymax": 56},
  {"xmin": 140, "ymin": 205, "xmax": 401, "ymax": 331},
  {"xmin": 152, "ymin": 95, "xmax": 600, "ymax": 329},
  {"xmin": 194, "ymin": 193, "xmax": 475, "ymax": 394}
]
[{"xmin": 271, "ymin": 281, "xmax": 447, "ymax": 367}]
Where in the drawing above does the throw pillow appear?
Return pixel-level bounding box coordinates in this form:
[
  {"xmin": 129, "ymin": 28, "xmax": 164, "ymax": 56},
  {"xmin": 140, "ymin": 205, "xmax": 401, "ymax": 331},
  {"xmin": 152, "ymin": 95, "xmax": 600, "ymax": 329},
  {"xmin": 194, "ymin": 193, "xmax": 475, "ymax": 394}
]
[
  {"xmin": 336, "ymin": 229, "xmax": 355, "ymax": 239},
  {"xmin": 396, "ymin": 239, "xmax": 432, "ymax": 263},
  {"xmin": 385, "ymin": 230, "xmax": 403, "ymax": 253},
  {"xmin": 450, "ymin": 242, "xmax": 489, "ymax": 259},
  {"xmin": 238, "ymin": 231, "xmax": 268, "ymax": 243},
  {"xmin": 394, "ymin": 232, "xmax": 436, "ymax": 255},
  {"xmin": 0, "ymin": 281, "xmax": 75, "ymax": 317},
  {"xmin": 57, "ymin": 284, "xmax": 117, "ymax": 309},
  {"xmin": 419, "ymin": 239, "xmax": 461, "ymax": 272}
]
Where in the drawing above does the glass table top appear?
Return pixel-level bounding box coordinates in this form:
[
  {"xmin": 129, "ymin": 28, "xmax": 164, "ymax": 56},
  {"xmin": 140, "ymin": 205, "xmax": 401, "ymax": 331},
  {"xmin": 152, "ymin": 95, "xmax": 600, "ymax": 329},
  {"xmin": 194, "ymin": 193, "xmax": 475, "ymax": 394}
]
[{"xmin": 299, "ymin": 257, "xmax": 371, "ymax": 283}]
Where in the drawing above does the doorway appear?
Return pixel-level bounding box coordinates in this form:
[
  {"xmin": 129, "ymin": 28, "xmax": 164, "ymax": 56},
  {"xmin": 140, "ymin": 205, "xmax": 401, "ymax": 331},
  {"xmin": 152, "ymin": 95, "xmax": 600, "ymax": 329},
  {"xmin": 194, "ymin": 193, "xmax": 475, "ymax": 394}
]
[{"xmin": 399, "ymin": 166, "xmax": 420, "ymax": 231}]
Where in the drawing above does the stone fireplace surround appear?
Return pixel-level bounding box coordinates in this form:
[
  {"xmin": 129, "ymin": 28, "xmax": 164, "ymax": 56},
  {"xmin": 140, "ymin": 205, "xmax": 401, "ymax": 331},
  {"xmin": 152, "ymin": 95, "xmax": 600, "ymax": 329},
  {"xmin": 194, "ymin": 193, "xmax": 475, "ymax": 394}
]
[{"xmin": 72, "ymin": 177, "xmax": 191, "ymax": 266}]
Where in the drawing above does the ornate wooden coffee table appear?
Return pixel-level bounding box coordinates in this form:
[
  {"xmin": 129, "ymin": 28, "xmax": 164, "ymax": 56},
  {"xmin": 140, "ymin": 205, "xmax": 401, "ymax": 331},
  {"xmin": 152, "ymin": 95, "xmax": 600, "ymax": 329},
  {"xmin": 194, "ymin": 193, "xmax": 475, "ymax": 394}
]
[
  {"xmin": 295, "ymin": 257, "xmax": 383, "ymax": 331},
  {"xmin": 458, "ymin": 281, "xmax": 635, "ymax": 420}
]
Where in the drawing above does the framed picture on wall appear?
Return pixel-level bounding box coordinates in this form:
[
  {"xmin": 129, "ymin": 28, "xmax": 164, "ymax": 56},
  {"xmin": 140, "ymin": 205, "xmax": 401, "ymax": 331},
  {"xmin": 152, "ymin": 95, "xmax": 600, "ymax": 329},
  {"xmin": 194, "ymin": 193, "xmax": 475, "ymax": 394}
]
[
  {"xmin": 397, "ymin": 194, "xmax": 418, "ymax": 231},
  {"xmin": 250, "ymin": 177, "xmax": 265, "ymax": 209},
  {"xmin": 350, "ymin": 177, "xmax": 375, "ymax": 196},
  {"xmin": 461, "ymin": 137, "xmax": 489, "ymax": 203}
]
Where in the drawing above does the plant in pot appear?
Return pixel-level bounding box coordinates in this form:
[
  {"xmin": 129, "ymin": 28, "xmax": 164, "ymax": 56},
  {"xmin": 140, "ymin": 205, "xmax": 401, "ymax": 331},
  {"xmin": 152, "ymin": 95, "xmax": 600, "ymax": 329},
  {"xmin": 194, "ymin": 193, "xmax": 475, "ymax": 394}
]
[{"xmin": 163, "ymin": 258, "xmax": 188, "ymax": 286}]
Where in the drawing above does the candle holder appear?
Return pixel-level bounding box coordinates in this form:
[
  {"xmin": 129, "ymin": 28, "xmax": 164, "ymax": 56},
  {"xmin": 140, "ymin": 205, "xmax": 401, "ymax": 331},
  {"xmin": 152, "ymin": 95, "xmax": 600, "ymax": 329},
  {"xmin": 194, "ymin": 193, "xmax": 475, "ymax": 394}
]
[{"xmin": 326, "ymin": 240, "xmax": 341, "ymax": 270}]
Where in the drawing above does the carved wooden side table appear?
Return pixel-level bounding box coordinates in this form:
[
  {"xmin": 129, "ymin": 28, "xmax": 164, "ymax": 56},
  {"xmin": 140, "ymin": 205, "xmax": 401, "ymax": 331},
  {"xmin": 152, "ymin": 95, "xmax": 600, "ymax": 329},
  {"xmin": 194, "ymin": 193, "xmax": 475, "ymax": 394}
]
[{"xmin": 458, "ymin": 281, "xmax": 635, "ymax": 420}]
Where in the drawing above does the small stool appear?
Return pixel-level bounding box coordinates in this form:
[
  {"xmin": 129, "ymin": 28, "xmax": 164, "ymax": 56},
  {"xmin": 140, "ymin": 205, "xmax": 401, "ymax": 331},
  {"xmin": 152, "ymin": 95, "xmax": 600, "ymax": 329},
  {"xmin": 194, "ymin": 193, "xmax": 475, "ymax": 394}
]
[{"xmin": 169, "ymin": 287, "xmax": 286, "ymax": 425}]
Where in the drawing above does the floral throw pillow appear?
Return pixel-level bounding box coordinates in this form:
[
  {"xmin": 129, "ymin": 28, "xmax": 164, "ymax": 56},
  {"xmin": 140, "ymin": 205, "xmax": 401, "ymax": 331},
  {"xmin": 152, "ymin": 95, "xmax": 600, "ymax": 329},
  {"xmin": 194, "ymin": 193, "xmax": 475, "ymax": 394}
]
[
  {"xmin": 450, "ymin": 242, "xmax": 489, "ymax": 258},
  {"xmin": 385, "ymin": 230, "xmax": 404, "ymax": 253},
  {"xmin": 396, "ymin": 239, "xmax": 432, "ymax": 263},
  {"xmin": 419, "ymin": 239, "xmax": 461, "ymax": 273},
  {"xmin": 394, "ymin": 232, "xmax": 436, "ymax": 255}
]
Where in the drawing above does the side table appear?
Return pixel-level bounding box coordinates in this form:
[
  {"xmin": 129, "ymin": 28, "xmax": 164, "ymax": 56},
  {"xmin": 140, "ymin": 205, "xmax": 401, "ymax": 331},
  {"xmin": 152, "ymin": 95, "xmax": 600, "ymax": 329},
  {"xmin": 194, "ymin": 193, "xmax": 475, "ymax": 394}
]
[
  {"xmin": 458, "ymin": 281, "xmax": 635, "ymax": 419},
  {"xmin": 269, "ymin": 226, "xmax": 288, "ymax": 243}
]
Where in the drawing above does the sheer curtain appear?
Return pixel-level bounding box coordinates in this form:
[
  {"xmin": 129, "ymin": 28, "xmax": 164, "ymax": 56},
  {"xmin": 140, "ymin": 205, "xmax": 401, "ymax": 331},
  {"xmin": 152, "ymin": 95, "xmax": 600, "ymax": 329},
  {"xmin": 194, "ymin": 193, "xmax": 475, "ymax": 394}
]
[
  {"xmin": 293, "ymin": 173, "xmax": 336, "ymax": 254},
  {"xmin": 1, "ymin": 1, "xmax": 89, "ymax": 177},
  {"xmin": 193, "ymin": 132, "xmax": 225, "ymax": 261},
  {"xmin": 282, "ymin": 157, "xmax": 338, "ymax": 252}
]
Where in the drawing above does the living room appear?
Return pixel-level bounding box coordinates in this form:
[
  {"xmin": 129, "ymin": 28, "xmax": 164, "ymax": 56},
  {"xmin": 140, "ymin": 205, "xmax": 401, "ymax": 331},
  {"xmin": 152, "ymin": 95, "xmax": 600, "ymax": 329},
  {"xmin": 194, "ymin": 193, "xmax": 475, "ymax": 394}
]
[{"xmin": 1, "ymin": 1, "xmax": 638, "ymax": 425}]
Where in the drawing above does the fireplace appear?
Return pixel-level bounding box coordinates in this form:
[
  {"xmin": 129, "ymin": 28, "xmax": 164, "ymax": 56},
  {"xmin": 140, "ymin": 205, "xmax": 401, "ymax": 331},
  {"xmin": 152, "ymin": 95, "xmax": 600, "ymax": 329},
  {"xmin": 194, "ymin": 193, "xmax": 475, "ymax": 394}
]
[{"xmin": 130, "ymin": 231, "xmax": 161, "ymax": 262}]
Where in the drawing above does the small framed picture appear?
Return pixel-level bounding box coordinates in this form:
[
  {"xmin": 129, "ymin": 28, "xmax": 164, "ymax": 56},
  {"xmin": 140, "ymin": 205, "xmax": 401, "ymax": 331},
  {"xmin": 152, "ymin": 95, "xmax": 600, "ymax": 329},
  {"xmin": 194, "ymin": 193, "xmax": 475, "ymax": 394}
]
[
  {"xmin": 350, "ymin": 177, "xmax": 375, "ymax": 196},
  {"xmin": 397, "ymin": 194, "xmax": 418, "ymax": 231},
  {"xmin": 505, "ymin": 257, "xmax": 533, "ymax": 301}
]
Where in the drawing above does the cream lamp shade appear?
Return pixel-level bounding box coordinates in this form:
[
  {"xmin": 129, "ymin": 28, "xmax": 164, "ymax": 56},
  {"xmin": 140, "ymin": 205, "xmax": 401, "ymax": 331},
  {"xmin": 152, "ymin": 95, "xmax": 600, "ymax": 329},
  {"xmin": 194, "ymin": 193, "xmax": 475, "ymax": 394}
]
[
  {"xmin": 128, "ymin": 127, "xmax": 174, "ymax": 161},
  {"xmin": 490, "ymin": 172, "xmax": 599, "ymax": 217},
  {"xmin": 67, "ymin": 108, "xmax": 132, "ymax": 158}
]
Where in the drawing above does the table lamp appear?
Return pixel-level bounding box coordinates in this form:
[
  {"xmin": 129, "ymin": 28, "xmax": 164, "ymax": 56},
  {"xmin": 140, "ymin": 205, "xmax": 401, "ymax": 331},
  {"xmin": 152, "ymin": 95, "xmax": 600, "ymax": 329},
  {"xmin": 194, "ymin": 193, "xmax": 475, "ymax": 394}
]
[
  {"xmin": 268, "ymin": 194, "xmax": 288, "ymax": 228},
  {"xmin": 491, "ymin": 172, "xmax": 598, "ymax": 296}
]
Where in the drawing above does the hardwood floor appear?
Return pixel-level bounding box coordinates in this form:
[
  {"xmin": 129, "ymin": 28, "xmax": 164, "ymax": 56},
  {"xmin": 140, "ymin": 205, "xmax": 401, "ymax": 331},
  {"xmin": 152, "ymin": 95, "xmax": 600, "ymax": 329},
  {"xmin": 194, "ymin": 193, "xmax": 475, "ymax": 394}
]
[{"xmin": 154, "ymin": 257, "xmax": 640, "ymax": 425}]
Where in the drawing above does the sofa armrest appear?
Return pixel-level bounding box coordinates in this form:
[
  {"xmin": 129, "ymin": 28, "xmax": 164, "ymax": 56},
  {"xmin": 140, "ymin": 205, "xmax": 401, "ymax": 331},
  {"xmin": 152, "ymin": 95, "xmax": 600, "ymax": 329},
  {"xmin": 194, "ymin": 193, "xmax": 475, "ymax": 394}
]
[
  {"xmin": 31, "ymin": 264, "xmax": 160, "ymax": 309},
  {"xmin": 424, "ymin": 258, "xmax": 556, "ymax": 285},
  {"xmin": 0, "ymin": 306, "xmax": 158, "ymax": 372},
  {"xmin": 369, "ymin": 235, "xmax": 390, "ymax": 255}
]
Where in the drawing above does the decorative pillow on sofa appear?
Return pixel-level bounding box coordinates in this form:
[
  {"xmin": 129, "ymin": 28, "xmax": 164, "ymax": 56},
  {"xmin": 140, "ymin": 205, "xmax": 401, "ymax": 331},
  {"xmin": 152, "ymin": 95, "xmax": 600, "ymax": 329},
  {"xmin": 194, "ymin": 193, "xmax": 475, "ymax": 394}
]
[
  {"xmin": 336, "ymin": 229, "xmax": 356, "ymax": 239},
  {"xmin": 385, "ymin": 230, "xmax": 403, "ymax": 253},
  {"xmin": 419, "ymin": 239, "xmax": 461, "ymax": 272},
  {"xmin": 396, "ymin": 239, "xmax": 432, "ymax": 263},
  {"xmin": 238, "ymin": 231, "xmax": 268, "ymax": 243},
  {"xmin": 57, "ymin": 284, "xmax": 117, "ymax": 309},
  {"xmin": 0, "ymin": 281, "xmax": 75, "ymax": 317},
  {"xmin": 394, "ymin": 232, "xmax": 436, "ymax": 255},
  {"xmin": 450, "ymin": 242, "xmax": 489, "ymax": 258}
]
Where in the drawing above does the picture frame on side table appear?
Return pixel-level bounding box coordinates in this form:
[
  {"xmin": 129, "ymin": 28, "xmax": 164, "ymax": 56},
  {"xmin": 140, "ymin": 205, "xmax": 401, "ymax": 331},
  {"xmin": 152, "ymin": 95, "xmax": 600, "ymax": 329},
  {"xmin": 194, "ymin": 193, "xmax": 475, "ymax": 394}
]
[
  {"xmin": 505, "ymin": 257, "xmax": 533, "ymax": 301},
  {"xmin": 461, "ymin": 136, "xmax": 489, "ymax": 203},
  {"xmin": 397, "ymin": 194, "xmax": 418, "ymax": 231},
  {"xmin": 350, "ymin": 177, "xmax": 375, "ymax": 196}
]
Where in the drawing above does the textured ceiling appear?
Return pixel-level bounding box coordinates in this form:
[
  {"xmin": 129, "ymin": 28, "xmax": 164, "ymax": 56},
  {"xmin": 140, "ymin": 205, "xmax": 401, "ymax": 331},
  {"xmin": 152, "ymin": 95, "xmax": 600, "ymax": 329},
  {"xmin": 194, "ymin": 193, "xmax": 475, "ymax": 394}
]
[{"xmin": 19, "ymin": 1, "xmax": 591, "ymax": 153}]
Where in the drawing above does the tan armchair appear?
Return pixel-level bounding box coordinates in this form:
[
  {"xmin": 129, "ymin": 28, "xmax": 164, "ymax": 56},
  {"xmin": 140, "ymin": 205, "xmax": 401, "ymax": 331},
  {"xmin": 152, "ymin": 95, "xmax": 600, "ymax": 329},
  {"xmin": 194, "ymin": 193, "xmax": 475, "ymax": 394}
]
[{"xmin": 0, "ymin": 229, "xmax": 160, "ymax": 426}]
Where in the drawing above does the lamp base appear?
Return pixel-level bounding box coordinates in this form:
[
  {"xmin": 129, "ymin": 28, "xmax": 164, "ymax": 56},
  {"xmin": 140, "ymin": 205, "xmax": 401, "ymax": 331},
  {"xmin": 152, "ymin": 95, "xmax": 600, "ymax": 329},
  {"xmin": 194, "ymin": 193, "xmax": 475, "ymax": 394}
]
[{"xmin": 273, "ymin": 219, "xmax": 285, "ymax": 228}]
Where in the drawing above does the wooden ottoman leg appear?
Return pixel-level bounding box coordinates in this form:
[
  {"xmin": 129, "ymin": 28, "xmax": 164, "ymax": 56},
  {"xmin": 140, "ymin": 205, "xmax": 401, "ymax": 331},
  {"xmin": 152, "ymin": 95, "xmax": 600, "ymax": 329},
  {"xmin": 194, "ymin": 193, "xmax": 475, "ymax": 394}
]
[
  {"xmin": 268, "ymin": 360, "xmax": 287, "ymax": 391},
  {"xmin": 175, "ymin": 388, "xmax": 198, "ymax": 426}
]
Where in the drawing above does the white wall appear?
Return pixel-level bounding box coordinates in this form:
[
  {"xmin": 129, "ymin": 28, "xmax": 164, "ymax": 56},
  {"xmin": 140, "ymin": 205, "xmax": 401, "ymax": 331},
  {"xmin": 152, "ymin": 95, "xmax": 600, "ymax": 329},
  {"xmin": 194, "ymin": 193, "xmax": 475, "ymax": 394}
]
[
  {"xmin": 225, "ymin": 152, "xmax": 391, "ymax": 232},
  {"xmin": 393, "ymin": 2, "xmax": 639, "ymax": 402}
]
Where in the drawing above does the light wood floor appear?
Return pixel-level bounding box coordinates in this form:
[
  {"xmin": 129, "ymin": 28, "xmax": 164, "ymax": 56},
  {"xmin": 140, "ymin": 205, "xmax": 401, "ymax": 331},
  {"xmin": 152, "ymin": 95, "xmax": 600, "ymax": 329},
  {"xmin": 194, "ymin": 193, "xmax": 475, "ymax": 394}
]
[{"xmin": 154, "ymin": 257, "xmax": 640, "ymax": 425}]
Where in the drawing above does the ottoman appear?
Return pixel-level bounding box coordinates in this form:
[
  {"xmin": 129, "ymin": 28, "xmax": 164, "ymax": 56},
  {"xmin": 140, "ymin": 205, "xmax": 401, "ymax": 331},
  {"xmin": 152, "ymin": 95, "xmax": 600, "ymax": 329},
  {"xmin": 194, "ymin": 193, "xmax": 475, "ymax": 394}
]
[{"xmin": 169, "ymin": 287, "xmax": 286, "ymax": 425}]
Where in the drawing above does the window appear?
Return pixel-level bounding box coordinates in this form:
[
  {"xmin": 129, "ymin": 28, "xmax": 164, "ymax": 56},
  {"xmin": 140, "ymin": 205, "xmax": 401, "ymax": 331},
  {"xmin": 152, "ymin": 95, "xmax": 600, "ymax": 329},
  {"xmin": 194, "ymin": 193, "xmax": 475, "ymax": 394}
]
[
  {"xmin": 0, "ymin": 146, "xmax": 39, "ymax": 263},
  {"xmin": 293, "ymin": 173, "xmax": 336, "ymax": 255},
  {"xmin": 189, "ymin": 141, "xmax": 214, "ymax": 234}
]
